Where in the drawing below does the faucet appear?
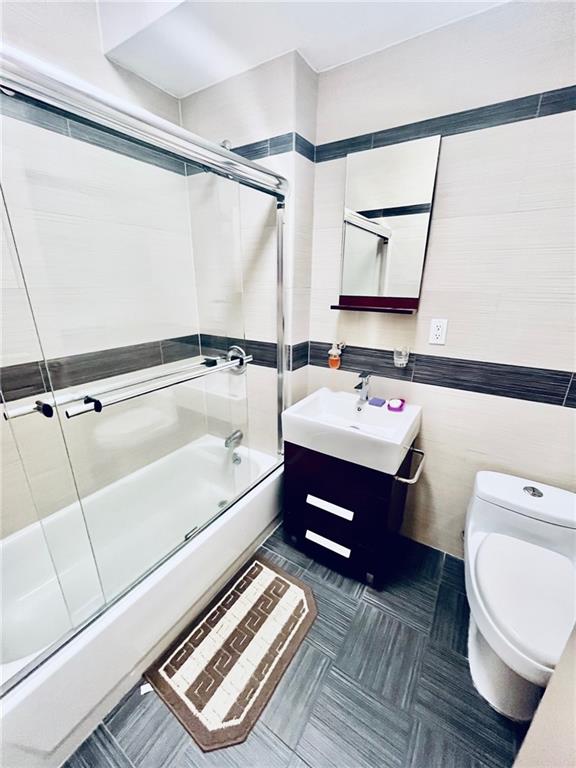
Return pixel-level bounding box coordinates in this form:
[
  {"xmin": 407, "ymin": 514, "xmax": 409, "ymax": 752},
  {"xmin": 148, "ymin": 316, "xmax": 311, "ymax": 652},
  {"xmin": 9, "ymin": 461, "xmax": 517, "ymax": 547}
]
[
  {"xmin": 224, "ymin": 429, "xmax": 243, "ymax": 450},
  {"xmin": 354, "ymin": 371, "xmax": 371, "ymax": 411}
]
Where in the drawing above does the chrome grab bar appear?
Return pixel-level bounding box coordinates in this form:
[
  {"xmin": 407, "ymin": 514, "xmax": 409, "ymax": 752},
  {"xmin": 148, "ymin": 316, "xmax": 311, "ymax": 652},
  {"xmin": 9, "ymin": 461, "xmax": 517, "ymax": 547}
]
[
  {"xmin": 395, "ymin": 447, "xmax": 425, "ymax": 485},
  {"xmin": 3, "ymin": 348, "xmax": 252, "ymax": 420},
  {"xmin": 65, "ymin": 354, "xmax": 252, "ymax": 418}
]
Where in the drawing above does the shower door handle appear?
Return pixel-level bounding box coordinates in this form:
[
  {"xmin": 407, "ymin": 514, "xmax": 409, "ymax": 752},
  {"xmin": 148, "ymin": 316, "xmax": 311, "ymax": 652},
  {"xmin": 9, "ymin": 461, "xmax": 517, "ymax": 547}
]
[{"xmin": 3, "ymin": 399, "xmax": 54, "ymax": 419}]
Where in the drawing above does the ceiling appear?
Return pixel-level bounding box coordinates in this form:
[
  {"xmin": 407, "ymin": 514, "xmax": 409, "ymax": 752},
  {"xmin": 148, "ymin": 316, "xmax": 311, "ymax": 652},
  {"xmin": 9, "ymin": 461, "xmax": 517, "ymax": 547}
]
[{"xmin": 100, "ymin": 1, "xmax": 505, "ymax": 98}]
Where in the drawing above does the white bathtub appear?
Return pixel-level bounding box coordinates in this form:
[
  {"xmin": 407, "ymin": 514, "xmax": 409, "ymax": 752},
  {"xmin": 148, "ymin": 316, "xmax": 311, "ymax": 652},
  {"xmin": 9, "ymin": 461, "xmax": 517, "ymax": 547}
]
[{"xmin": 1, "ymin": 436, "xmax": 282, "ymax": 768}]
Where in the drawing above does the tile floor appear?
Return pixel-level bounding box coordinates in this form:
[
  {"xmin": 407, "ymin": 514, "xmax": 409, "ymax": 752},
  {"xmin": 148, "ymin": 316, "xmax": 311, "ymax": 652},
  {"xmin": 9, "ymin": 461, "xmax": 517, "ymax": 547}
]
[{"xmin": 65, "ymin": 527, "xmax": 526, "ymax": 768}]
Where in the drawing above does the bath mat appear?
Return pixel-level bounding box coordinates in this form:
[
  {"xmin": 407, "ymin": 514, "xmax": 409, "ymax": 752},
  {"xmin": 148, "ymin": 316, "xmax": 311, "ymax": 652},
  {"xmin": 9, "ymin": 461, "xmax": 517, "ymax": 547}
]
[{"xmin": 145, "ymin": 556, "xmax": 317, "ymax": 751}]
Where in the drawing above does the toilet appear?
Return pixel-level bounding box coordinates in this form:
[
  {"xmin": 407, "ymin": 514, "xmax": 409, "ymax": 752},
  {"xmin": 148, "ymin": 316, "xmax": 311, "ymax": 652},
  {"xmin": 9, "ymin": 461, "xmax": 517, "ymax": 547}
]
[{"xmin": 465, "ymin": 471, "xmax": 576, "ymax": 722}]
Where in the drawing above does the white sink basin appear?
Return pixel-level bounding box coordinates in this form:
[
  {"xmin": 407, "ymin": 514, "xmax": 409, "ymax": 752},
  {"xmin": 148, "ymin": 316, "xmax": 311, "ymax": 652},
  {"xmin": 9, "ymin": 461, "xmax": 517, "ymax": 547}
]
[{"xmin": 282, "ymin": 387, "xmax": 421, "ymax": 475}]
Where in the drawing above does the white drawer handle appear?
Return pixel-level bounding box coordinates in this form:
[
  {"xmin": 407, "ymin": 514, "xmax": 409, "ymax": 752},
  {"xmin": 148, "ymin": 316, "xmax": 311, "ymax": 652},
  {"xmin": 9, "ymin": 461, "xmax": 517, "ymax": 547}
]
[
  {"xmin": 305, "ymin": 530, "xmax": 351, "ymax": 558},
  {"xmin": 306, "ymin": 494, "xmax": 354, "ymax": 521}
]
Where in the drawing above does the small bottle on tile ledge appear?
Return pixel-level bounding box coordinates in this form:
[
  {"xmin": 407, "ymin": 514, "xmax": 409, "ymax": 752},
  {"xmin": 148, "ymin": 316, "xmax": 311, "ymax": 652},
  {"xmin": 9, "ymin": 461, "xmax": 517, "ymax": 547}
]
[{"xmin": 328, "ymin": 342, "xmax": 345, "ymax": 369}]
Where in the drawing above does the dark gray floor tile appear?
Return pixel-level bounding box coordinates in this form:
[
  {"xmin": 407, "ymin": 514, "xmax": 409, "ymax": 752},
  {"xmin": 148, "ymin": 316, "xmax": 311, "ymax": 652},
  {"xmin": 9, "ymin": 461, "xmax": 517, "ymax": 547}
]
[
  {"xmin": 287, "ymin": 754, "xmax": 312, "ymax": 768},
  {"xmin": 363, "ymin": 575, "xmax": 440, "ymax": 633},
  {"xmin": 335, "ymin": 602, "xmax": 425, "ymax": 708},
  {"xmin": 414, "ymin": 645, "xmax": 519, "ymax": 768},
  {"xmin": 304, "ymin": 560, "xmax": 365, "ymax": 600},
  {"xmin": 361, "ymin": 537, "xmax": 444, "ymax": 632},
  {"xmin": 107, "ymin": 686, "xmax": 188, "ymax": 768},
  {"xmin": 303, "ymin": 579, "xmax": 358, "ymax": 658},
  {"xmin": 430, "ymin": 585, "xmax": 470, "ymax": 657},
  {"xmin": 257, "ymin": 546, "xmax": 305, "ymax": 577},
  {"xmin": 64, "ymin": 725, "xmax": 134, "ymax": 768},
  {"xmin": 168, "ymin": 722, "xmax": 292, "ymax": 768},
  {"xmin": 262, "ymin": 640, "xmax": 332, "ymax": 748},
  {"xmin": 263, "ymin": 527, "xmax": 313, "ymax": 569},
  {"xmin": 296, "ymin": 667, "xmax": 413, "ymax": 768},
  {"xmin": 442, "ymin": 555, "xmax": 466, "ymax": 594},
  {"xmin": 406, "ymin": 719, "xmax": 483, "ymax": 768},
  {"xmin": 392, "ymin": 536, "xmax": 445, "ymax": 583}
]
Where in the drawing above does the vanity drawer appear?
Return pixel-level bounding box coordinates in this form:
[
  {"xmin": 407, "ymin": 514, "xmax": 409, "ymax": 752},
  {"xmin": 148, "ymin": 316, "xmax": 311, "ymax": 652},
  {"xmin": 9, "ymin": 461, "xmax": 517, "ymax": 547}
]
[
  {"xmin": 283, "ymin": 441, "xmax": 409, "ymax": 542},
  {"xmin": 284, "ymin": 486, "xmax": 377, "ymax": 545},
  {"xmin": 283, "ymin": 523, "xmax": 394, "ymax": 587}
]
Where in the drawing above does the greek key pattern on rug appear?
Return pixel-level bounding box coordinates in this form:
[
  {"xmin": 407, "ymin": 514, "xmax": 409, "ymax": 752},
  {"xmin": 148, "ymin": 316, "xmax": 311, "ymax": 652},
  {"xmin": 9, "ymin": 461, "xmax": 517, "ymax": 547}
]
[{"xmin": 145, "ymin": 556, "xmax": 317, "ymax": 751}]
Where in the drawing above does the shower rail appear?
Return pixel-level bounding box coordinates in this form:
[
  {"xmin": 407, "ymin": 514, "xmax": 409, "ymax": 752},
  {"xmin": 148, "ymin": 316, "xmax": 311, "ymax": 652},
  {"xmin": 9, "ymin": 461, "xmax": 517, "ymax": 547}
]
[
  {"xmin": 0, "ymin": 46, "xmax": 288, "ymax": 199},
  {"xmin": 3, "ymin": 354, "xmax": 252, "ymax": 420}
]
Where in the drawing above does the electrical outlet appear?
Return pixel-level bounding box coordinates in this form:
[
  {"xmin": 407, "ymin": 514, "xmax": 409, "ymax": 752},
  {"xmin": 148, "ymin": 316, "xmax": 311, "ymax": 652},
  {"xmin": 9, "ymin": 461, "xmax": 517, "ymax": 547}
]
[{"xmin": 429, "ymin": 318, "xmax": 448, "ymax": 345}]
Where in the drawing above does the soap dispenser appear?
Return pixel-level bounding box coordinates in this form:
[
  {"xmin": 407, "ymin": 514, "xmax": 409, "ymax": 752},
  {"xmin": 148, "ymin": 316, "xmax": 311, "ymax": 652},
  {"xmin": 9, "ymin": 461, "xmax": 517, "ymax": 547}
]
[{"xmin": 328, "ymin": 342, "xmax": 345, "ymax": 369}]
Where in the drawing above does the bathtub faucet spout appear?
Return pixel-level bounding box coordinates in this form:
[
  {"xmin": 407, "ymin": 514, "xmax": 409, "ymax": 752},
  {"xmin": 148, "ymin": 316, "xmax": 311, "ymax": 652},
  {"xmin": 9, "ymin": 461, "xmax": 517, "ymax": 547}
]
[{"xmin": 224, "ymin": 429, "xmax": 243, "ymax": 450}]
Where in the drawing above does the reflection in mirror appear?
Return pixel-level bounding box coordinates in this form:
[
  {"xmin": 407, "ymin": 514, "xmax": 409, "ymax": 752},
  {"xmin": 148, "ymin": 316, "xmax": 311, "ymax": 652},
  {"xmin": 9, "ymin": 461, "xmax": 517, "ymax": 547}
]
[{"xmin": 334, "ymin": 135, "xmax": 441, "ymax": 313}]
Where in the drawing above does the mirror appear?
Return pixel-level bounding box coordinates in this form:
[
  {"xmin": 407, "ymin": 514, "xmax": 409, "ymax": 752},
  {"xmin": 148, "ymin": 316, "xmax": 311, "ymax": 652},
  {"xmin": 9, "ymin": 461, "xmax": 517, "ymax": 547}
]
[{"xmin": 333, "ymin": 135, "xmax": 441, "ymax": 314}]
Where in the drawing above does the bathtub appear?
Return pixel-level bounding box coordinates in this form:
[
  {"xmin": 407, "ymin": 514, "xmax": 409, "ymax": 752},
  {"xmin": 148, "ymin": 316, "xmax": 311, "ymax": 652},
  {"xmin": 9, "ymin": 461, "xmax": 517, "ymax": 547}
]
[{"xmin": 1, "ymin": 435, "xmax": 282, "ymax": 768}]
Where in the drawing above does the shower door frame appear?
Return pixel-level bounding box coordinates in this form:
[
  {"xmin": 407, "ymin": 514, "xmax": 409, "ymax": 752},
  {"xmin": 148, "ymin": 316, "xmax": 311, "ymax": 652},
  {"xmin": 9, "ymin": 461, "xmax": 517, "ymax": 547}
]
[
  {"xmin": 0, "ymin": 44, "xmax": 289, "ymax": 450},
  {"xmin": 0, "ymin": 46, "xmax": 289, "ymax": 694}
]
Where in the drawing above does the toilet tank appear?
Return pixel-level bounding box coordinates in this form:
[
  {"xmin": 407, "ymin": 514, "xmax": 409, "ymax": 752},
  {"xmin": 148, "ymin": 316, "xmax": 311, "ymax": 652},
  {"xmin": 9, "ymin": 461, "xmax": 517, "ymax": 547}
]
[{"xmin": 466, "ymin": 472, "xmax": 576, "ymax": 561}]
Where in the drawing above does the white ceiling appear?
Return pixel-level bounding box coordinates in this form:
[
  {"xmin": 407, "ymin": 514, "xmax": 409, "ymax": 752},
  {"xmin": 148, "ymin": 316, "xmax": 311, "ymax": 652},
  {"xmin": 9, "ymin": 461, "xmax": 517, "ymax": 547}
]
[{"xmin": 101, "ymin": 1, "xmax": 505, "ymax": 98}]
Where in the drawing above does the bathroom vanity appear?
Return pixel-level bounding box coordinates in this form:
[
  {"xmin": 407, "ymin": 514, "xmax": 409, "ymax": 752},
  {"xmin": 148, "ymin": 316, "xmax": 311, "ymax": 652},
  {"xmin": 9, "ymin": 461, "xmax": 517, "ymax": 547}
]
[{"xmin": 281, "ymin": 388, "xmax": 423, "ymax": 586}]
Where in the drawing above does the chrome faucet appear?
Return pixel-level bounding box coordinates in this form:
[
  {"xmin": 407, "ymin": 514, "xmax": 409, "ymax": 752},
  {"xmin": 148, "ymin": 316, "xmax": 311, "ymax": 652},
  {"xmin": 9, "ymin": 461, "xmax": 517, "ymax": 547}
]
[
  {"xmin": 354, "ymin": 371, "xmax": 371, "ymax": 410},
  {"xmin": 224, "ymin": 429, "xmax": 243, "ymax": 450}
]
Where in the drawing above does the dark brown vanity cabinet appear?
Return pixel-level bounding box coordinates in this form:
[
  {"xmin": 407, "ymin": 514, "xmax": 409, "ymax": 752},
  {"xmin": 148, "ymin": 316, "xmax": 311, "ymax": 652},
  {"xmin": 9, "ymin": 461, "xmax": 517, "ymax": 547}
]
[{"xmin": 282, "ymin": 441, "xmax": 414, "ymax": 587}]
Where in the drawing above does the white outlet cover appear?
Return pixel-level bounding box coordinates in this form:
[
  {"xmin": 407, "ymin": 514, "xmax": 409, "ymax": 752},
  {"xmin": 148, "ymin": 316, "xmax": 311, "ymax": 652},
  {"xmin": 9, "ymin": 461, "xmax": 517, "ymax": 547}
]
[{"xmin": 429, "ymin": 318, "xmax": 448, "ymax": 345}]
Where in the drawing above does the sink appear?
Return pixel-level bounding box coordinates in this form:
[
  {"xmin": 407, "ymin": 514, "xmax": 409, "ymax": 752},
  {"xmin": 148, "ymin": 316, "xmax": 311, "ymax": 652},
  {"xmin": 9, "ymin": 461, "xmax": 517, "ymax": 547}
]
[{"xmin": 282, "ymin": 387, "xmax": 421, "ymax": 475}]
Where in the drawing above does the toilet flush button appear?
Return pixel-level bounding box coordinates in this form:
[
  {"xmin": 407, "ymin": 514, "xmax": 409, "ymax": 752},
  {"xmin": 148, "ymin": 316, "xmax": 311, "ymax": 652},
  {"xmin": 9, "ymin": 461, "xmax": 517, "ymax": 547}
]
[{"xmin": 523, "ymin": 486, "xmax": 543, "ymax": 498}]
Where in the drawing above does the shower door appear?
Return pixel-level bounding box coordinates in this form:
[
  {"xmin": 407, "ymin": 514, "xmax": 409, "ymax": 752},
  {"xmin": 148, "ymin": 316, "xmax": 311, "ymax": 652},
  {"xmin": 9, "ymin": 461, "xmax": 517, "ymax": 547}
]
[
  {"xmin": 1, "ymin": 192, "xmax": 106, "ymax": 693},
  {"xmin": 1, "ymin": 91, "xmax": 281, "ymax": 613}
]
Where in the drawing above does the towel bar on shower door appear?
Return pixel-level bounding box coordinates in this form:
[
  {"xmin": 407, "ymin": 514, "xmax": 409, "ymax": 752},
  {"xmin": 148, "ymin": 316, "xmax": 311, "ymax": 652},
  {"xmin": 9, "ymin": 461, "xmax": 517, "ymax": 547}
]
[
  {"xmin": 64, "ymin": 353, "xmax": 252, "ymax": 418},
  {"xmin": 2, "ymin": 348, "xmax": 252, "ymax": 420}
]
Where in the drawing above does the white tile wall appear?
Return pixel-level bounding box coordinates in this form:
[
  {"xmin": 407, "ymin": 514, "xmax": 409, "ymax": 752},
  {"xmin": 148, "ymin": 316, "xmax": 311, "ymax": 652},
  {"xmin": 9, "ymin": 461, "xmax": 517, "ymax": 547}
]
[
  {"xmin": 180, "ymin": 53, "xmax": 297, "ymax": 147},
  {"xmin": 316, "ymin": 2, "xmax": 575, "ymax": 143},
  {"xmin": 2, "ymin": 117, "xmax": 200, "ymax": 360},
  {"xmin": 412, "ymin": 113, "xmax": 576, "ymax": 370},
  {"xmin": 0, "ymin": 212, "xmax": 43, "ymax": 367},
  {"xmin": 1, "ymin": 0, "xmax": 179, "ymax": 123},
  {"xmin": 310, "ymin": 112, "xmax": 576, "ymax": 371}
]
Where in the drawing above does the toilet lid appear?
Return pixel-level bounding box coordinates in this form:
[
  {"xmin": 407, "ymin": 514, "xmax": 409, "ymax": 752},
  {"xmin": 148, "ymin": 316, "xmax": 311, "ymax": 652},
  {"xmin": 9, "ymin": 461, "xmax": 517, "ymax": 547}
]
[{"xmin": 476, "ymin": 534, "xmax": 576, "ymax": 669}]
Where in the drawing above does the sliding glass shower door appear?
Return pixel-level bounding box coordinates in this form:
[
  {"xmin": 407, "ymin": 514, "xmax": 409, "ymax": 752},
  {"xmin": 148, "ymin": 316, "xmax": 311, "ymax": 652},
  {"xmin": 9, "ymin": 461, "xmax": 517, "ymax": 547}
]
[
  {"xmin": 1, "ymin": 88, "xmax": 281, "ymax": 650},
  {"xmin": 1, "ymin": 193, "xmax": 106, "ymax": 692}
]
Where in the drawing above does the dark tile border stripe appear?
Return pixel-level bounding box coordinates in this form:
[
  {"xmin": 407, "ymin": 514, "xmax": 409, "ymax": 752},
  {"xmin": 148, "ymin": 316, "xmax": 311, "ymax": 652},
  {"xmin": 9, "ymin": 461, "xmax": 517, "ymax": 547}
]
[
  {"xmin": 290, "ymin": 341, "xmax": 310, "ymax": 371},
  {"xmin": 3, "ymin": 85, "xmax": 574, "ymax": 175},
  {"xmin": 309, "ymin": 342, "xmax": 573, "ymax": 407},
  {"xmin": 2, "ymin": 339, "xmax": 573, "ymax": 407},
  {"xmin": 0, "ymin": 334, "xmax": 306, "ymax": 402},
  {"xmin": 412, "ymin": 354, "xmax": 571, "ymax": 406},
  {"xmin": 310, "ymin": 341, "xmax": 414, "ymax": 382},
  {"xmin": 315, "ymin": 87, "xmax": 576, "ymax": 162},
  {"xmin": 358, "ymin": 204, "xmax": 431, "ymax": 218}
]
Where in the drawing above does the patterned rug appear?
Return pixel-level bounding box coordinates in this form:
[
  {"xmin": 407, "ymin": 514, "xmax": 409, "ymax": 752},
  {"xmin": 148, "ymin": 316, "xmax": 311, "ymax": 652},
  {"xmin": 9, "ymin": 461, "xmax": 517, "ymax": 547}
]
[{"xmin": 145, "ymin": 556, "xmax": 317, "ymax": 751}]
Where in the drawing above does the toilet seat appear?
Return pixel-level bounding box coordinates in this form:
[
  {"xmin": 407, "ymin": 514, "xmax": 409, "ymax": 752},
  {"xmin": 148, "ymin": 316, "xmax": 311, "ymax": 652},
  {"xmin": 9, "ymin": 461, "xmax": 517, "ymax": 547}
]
[{"xmin": 475, "ymin": 534, "xmax": 575, "ymax": 669}]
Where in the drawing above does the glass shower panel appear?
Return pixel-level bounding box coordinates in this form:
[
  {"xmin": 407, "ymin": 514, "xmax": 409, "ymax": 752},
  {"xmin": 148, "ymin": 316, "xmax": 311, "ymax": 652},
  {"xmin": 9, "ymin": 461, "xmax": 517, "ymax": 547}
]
[
  {"xmin": 187, "ymin": 172, "xmax": 280, "ymax": 473},
  {"xmin": 0, "ymin": 200, "xmax": 105, "ymax": 692},
  {"xmin": 1, "ymin": 102, "xmax": 258, "ymax": 604}
]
